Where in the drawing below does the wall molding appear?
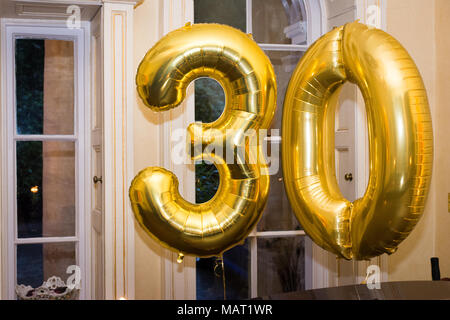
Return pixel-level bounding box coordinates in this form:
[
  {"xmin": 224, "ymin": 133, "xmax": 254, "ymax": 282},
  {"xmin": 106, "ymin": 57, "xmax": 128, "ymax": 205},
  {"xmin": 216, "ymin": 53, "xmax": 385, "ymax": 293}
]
[{"xmin": 102, "ymin": 1, "xmax": 135, "ymax": 299}]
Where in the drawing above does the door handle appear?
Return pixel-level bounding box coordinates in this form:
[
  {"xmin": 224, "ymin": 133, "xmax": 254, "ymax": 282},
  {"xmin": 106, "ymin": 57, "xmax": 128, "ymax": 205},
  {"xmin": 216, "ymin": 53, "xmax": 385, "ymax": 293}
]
[
  {"xmin": 344, "ymin": 173, "xmax": 353, "ymax": 182},
  {"xmin": 93, "ymin": 176, "xmax": 103, "ymax": 184}
]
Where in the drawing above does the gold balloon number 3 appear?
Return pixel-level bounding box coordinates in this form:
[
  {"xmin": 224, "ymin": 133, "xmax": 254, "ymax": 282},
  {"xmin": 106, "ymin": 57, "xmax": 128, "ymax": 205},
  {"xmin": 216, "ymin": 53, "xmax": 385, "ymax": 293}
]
[
  {"xmin": 282, "ymin": 22, "xmax": 433, "ymax": 260},
  {"xmin": 132, "ymin": 22, "xmax": 433, "ymax": 261},
  {"xmin": 130, "ymin": 24, "xmax": 276, "ymax": 257}
]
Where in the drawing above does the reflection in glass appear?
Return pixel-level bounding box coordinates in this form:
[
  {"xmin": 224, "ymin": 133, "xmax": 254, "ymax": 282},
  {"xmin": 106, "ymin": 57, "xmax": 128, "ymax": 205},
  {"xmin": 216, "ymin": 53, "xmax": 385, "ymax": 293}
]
[
  {"xmin": 196, "ymin": 241, "xmax": 249, "ymax": 299},
  {"xmin": 194, "ymin": 78, "xmax": 225, "ymax": 203},
  {"xmin": 252, "ymin": 0, "xmax": 305, "ymax": 44},
  {"xmin": 257, "ymin": 51, "xmax": 303, "ymax": 231},
  {"xmin": 16, "ymin": 39, "xmax": 44, "ymax": 135},
  {"xmin": 195, "ymin": 78, "xmax": 225, "ymax": 123},
  {"xmin": 267, "ymin": 50, "xmax": 304, "ymax": 128},
  {"xmin": 17, "ymin": 141, "xmax": 76, "ymax": 238},
  {"xmin": 15, "ymin": 39, "xmax": 75, "ymax": 135},
  {"xmin": 257, "ymin": 237, "xmax": 305, "ymax": 297},
  {"xmin": 194, "ymin": 0, "xmax": 246, "ymax": 32},
  {"xmin": 17, "ymin": 243, "xmax": 76, "ymax": 289}
]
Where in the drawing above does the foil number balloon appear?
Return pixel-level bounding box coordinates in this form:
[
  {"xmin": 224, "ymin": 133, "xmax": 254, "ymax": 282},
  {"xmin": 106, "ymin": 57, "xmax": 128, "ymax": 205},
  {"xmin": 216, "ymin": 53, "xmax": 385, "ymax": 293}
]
[
  {"xmin": 130, "ymin": 24, "xmax": 276, "ymax": 257},
  {"xmin": 282, "ymin": 22, "xmax": 433, "ymax": 260}
]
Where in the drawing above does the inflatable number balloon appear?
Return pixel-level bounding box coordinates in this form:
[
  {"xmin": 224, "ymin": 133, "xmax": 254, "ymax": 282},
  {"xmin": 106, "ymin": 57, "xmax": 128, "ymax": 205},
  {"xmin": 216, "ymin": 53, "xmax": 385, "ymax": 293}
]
[
  {"xmin": 282, "ymin": 22, "xmax": 433, "ymax": 260},
  {"xmin": 131, "ymin": 24, "xmax": 276, "ymax": 257}
]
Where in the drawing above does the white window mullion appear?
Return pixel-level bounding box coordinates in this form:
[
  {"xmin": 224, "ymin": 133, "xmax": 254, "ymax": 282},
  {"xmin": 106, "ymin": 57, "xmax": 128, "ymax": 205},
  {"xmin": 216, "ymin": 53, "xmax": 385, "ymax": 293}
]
[
  {"xmin": 246, "ymin": 0, "xmax": 252, "ymax": 34},
  {"xmin": 259, "ymin": 43, "xmax": 308, "ymax": 51},
  {"xmin": 252, "ymin": 230, "xmax": 306, "ymax": 238},
  {"xmin": 14, "ymin": 135, "xmax": 77, "ymax": 141},
  {"xmin": 15, "ymin": 237, "xmax": 79, "ymax": 245}
]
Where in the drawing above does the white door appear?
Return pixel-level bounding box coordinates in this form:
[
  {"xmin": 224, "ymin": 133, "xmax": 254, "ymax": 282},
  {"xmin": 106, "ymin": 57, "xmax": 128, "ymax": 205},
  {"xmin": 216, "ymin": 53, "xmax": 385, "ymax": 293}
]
[
  {"xmin": 90, "ymin": 9, "xmax": 105, "ymax": 299},
  {"xmin": 322, "ymin": 0, "xmax": 388, "ymax": 287},
  {"xmin": 324, "ymin": 0, "xmax": 362, "ymax": 287},
  {"xmin": 335, "ymin": 83, "xmax": 360, "ymax": 286}
]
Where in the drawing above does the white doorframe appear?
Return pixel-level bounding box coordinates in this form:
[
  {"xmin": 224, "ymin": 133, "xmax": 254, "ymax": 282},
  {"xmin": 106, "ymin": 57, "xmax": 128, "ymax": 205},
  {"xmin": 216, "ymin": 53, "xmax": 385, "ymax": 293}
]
[
  {"xmin": 0, "ymin": 0, "xmax": 137, "ymax": 300},
  {"xmin": 102, "ymin": 0, "xmax": 136, "ymax": 300},
  {"xmin": 310, "ymin": 0, "xmax": 389, "ymax": 289},
  {"xmin": 355, "ymin": 0, "xmax": 388, "ymax": 284}
]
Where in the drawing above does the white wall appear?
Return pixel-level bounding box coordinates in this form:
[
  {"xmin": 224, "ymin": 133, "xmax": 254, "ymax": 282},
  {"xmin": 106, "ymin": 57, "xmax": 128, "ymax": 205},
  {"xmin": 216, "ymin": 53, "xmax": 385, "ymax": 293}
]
[{"xmin": 385, "ymin": 0, "xmax": 448, "ymax": 281}]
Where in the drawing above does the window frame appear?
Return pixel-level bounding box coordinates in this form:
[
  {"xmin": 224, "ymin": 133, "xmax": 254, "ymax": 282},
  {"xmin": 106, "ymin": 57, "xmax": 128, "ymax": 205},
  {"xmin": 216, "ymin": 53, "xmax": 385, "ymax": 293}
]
[
  {"xmin": 244, "ymin": 0, "xmax": 318, "ymax": 298},
  {"xmin": 159, "ymin": 0, "xmax": 326, "ymax": 300},
  {"xmin": 1, "ymin": 19, "xmax": 91, "ymax": 300}
]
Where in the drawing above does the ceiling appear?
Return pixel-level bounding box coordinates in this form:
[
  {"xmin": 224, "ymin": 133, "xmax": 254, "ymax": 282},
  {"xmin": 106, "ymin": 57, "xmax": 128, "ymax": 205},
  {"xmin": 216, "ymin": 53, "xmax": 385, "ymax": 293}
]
[{"xmin": 0, "ymin": 0, "xmax": 102, "ymax": 21}]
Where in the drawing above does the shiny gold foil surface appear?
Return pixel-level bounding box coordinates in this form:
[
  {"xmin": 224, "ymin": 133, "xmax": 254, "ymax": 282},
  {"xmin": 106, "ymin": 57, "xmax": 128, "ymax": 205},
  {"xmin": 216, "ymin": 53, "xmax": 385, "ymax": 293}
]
[
  {"xmin": 282, "ymin": 22, "xmax": 433, "ymax": 260},
  {"xmin": 131, "ymin": 23, "xmax": 276, "ymax": 257}
]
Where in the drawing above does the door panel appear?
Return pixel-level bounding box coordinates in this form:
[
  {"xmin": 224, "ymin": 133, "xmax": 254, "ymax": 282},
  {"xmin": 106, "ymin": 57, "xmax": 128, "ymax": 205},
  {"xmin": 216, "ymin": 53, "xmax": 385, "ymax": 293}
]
[
  {"xmin": 324, "ymin": 0, "xmax": 361, "ymax": 287},
  {"xmin": 335, "ymin": 83, "xmax": 357, "ymax": 202},
  {"xmin": 90, "ymin": 9, "xmax": 104, "ymax": 300}
]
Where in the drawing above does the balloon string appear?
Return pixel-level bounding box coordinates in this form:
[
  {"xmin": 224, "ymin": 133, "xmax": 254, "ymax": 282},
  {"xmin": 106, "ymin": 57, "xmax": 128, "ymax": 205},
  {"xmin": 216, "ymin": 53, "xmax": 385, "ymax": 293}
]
[
  {"xmin": 214, "ymin": 256, "xmax": 226, "ymax": 300},
  {"xmin": 352, "ymin": 260, "xmax": 356, "ymax": 282},
  {"xmin": 337, "ymin": 257, "xmax": 341, "ymax": 286}
]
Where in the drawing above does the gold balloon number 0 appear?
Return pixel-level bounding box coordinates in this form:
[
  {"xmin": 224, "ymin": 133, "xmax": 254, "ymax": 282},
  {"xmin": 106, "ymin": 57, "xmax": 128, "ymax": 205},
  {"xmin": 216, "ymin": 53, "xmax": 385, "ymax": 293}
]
[
  {"xmin": 282, "ymin": 22, "xmax": 433, "ymax": 260},
  {"xmin": 131, "ymin": 22, "xmax": 432, "ymax": 260},
  {"xmin": 130, "ymin": 23, "xmax": 276, "ymax": 257}
]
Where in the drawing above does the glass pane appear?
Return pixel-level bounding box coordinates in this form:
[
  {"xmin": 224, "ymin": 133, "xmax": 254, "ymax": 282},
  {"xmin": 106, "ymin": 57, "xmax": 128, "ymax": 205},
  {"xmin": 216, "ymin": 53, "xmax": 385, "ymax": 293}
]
[
  {"xmin": 258, "ymin": 51, "xmax": 303, "ymax": 231},
  {"xmin": 257, "ymin": 236, "xmax": 305, "ymax": 297},
  {"xmin": 194, "ymin": 78, "xmax": 225, "ymax": 203},
  {"xmin": 17, "ymin": 242, "xmax": 76, "ymax": 289},
  {"xmin": 194, "ymin": 0, "xmax": 246, "ymax": 32},
  {"xmin": 267, "ymin": 51, "xmax": 304, "ymax": 130},
  {"xmin": 15, "ymin": 39, "xmax": 44, "ymax": 135},
  {"xmin": 252, "ymin": 0, "xmax": 305, "ymax": 44},
  {"xmin": 16, "ymin": 39, "xmax": 74, "ymax": 135},
  {"xmin": 196, "ymin": 161, "xmax": 220, "ymax": 203},
  {"xmin": 17, "ymin": 141, "xmax": 76, "ymax": 238},
  {"xmin": 196, "ymin": 240, "xmax": 249, "ymax": 300},
  {"xmin": 195, "ymin": 78, "xmax": 225, "ymax": 123}
]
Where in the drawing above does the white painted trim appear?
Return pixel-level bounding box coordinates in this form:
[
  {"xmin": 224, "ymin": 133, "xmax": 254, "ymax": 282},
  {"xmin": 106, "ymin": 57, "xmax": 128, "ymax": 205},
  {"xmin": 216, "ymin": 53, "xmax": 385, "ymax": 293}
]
[
  {"xmin": 246, "ymin": 0, "xmax": 252, "ymax": 34},
  {"xmin": 251, "ymin": 230, "xmax": 306, "ymax": 238},
  {"xmin": 258, "ymin": 43, "xmax": 308, "ymax": 51},
  {"xmin": 0, "ymin": 18, "xmax": 90, "ymax": 299},
  {"xmin": 102, "ymin": 1, "xmax": 135, "ymax": 300},
  {"xmin": 304, "ymin": 0, "xmax": 324, "ymax": 44},
  {"xmin": 311, "ymin": 242, "xmax": 331, "ymax": 289},
  {"xmin": 14, "ymin": 135, "xmax": 78, "ymax": 141},
  {"xmin": 15, "ymin": 237, "xmax": 79, "ymax": 244}
]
